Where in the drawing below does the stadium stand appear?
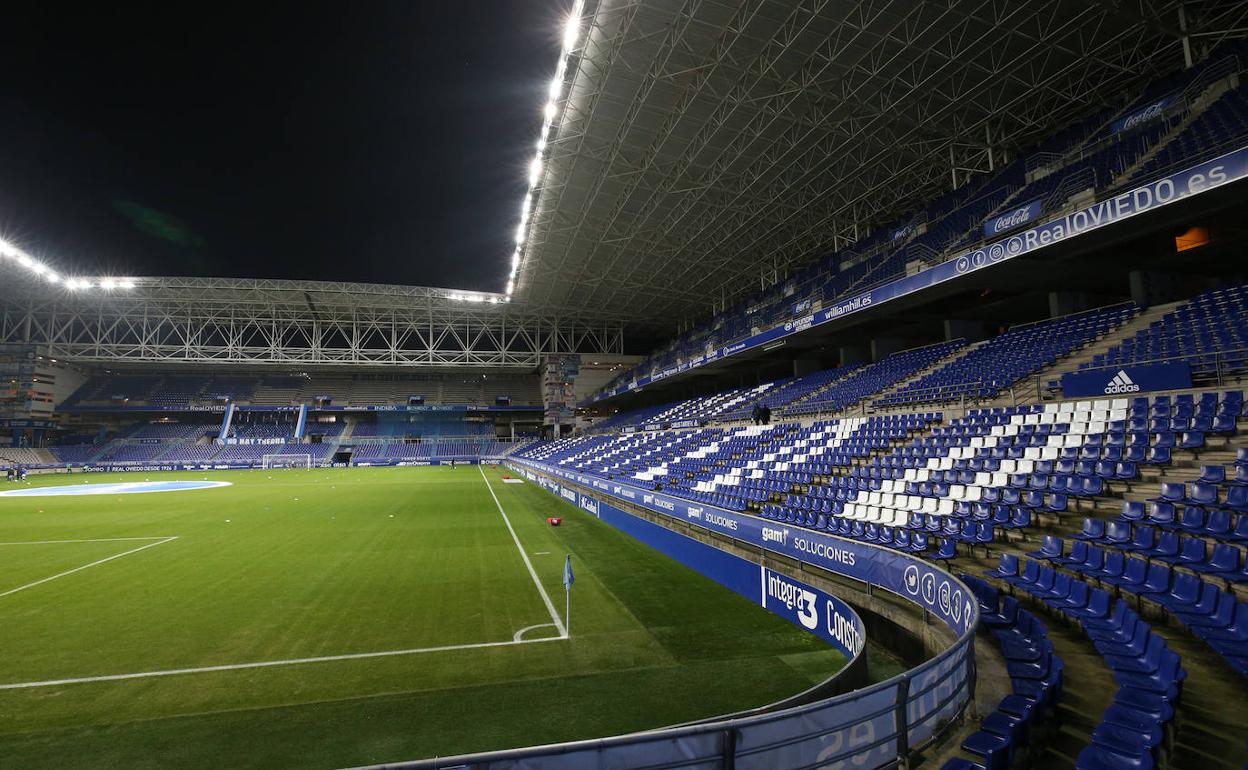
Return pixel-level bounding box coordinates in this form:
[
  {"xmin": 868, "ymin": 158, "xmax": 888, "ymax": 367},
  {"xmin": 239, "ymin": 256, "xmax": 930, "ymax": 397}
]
[
  {"xmin": 874, "ymin": 305, "xmax": 1140, "ymax": 408},
  {"xmin": 1084, "ymin": 285, "xmax": 1248, "ymax": 378}
]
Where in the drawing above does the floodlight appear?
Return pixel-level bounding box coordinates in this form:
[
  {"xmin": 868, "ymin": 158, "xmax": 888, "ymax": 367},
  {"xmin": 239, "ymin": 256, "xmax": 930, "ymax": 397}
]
[
  {"xmin": 529, "ymin": 156, "xmax": 543, "ymax": 185},
  {"xmin": 563, "ymin": 12, "xmax": 580, "ymax": 50}
]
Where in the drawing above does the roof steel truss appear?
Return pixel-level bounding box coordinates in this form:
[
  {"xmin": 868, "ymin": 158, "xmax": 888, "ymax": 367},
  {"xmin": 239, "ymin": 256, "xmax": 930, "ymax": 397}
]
[{"xmin": 0, "ymin": 277, "xmax": 623, "ymax": 368}]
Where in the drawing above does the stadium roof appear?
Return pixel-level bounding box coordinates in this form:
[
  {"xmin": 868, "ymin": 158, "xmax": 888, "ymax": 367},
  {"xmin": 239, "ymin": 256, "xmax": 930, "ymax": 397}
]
[
  {"xmin": 0, "ymin": 272, "xmax": 625, "ymax": 368},
  {"xmin": 517, "ymin": 0, "xmax": 1246, "ymax": 328}
]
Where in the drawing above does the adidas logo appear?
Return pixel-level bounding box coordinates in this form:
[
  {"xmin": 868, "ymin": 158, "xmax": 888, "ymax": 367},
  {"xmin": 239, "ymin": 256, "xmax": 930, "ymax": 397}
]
[{"xmin": 1104, "ymin": 370, "xmax": 1141, "ymax": 394}]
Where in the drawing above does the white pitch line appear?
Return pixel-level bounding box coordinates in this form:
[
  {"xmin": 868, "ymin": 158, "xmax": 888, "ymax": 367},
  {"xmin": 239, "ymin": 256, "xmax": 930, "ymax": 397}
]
[
  {"xmin": 0, "ymin": 537, "xmax": 175, "ymax": 546},
  {"xmin": 0, "ymin": 537, "xmax": 178, "ymax": 600},
  {"xmin": 478, "ymin": 465, "xmax": 568, "ymax": 638},
  {"xmin": 0, "ymin": 634, "xmax": 567, "ymax": 691},
  {"xmin": 512, "ymin": 623, "xmax": 559, "ymax": 642}
]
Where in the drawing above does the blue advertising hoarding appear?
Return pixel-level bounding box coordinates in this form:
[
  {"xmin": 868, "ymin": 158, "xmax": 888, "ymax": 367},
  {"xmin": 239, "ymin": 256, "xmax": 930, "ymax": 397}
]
[
  {"xmin": 587, "ymin": 145, "xmax": 1248, "ymax": 405},
  {"xmin": 1061, "ymin": 362, "xmax": 1192, "ymax": 398},
  {"xmin": 559, "ymin": 475, "xmax": 867, "ymax": 659}
]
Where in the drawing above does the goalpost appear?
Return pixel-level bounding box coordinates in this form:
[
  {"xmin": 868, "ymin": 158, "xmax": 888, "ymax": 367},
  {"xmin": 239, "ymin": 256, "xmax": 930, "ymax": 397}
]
[{"xmin": 262, "ymin": 453, "xmax": 312, "ymax": 470}]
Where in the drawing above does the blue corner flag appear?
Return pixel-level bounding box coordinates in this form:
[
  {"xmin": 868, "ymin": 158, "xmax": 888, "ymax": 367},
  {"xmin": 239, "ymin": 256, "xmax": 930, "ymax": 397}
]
[{"xmin": 562, "ymin": 554, "xmax": 575, "ymax": 591}]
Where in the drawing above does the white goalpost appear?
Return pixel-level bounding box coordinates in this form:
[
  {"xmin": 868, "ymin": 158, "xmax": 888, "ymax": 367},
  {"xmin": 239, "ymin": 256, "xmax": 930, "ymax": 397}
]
[{"xmin": 262, "ymin": 453, "xmax": 312, "ymax": 470}]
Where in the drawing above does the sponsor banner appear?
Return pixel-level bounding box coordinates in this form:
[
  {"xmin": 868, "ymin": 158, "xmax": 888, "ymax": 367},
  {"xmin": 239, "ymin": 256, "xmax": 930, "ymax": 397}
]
[
  {"xmin": 353, "ymin": 459, "xmax": 480, "ymax": 467},
  {"xmin": 762, "ymin": 568, "xmax": 865, "ymax": 658},
  {"xmin": 513, "ymin": 458, "xmax": 977, "ymax": 636},
  {"xmin": 586, "ymin": 145, "xmax": 1248, "ymax": 406},
  {"xmin": 1111, "ymin": 95, "xmax": 1178, "ymax": 135},
  {"xmin": 642, "ymin": 422, "xmax": 664, "ymax": 432},
  {"xmin": 891, "ymin": 219, "xmax": 919, "ymax": 242},
  {"xmin": 668, "ymin": 418, "xmax": 702, "ymax": 429},
  {"xmin": 982, "ymin": 198, "xmax": 1042, "ymax": 237},
  {"xmin": 1061, "ymin": 362, "xmax": 1192, "ymax": 398}
]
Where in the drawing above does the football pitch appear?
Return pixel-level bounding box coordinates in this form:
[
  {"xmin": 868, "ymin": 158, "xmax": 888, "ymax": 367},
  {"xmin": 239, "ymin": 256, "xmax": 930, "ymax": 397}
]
[{"xmin": 0, "ymin": 465, "xmax": 847, "ymax": 769}]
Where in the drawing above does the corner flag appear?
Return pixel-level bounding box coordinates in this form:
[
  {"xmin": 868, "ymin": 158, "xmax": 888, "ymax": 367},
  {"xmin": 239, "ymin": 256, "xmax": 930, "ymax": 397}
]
[{"xmin": 563, "ymin": 554, "xmax": 574, "ymax": 636}]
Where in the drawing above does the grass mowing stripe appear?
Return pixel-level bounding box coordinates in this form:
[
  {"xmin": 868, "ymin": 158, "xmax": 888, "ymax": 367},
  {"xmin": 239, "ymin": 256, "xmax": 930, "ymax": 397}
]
[
  {"xmin": 0, "ymin": 536, "xmax": 178, "ymax": 599},
  {"xmin": 478, "ymin": 464, "xmax": 567, "ymax": 637}
]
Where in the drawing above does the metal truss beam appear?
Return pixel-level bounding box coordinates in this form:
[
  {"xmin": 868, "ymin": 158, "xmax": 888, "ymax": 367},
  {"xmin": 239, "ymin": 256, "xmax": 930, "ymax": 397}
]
[{"xmin": 0, "ymin": 276, "xmax": 624, "ymax": 368}]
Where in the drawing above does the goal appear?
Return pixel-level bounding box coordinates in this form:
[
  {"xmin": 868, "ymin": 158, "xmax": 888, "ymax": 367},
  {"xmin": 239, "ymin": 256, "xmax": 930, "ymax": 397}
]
[{"xmin": 262, "ymin": 453, "xmax": 312, "ymax": 470}]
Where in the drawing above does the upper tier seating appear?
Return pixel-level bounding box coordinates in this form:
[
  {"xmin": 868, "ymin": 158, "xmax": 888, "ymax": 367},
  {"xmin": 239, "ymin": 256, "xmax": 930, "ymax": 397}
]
[
  {"xmin": 1084, "ymin": 284, "xmax": 1248, "ymax": 377},
  {"xmin": 875, "ymin": 305, "xmax": 1138, "ymax": 408},
  {"xmin": 1134, "ymin": 80, "xmax": 1248, "ymax": 181},
  {"xmin": 785, "ymin": 341, "xmax": 966, "ymax": 417}
]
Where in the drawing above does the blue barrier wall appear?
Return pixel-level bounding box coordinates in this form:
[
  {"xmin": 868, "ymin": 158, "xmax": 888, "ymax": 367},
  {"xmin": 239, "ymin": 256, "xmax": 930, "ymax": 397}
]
[{"xmin": 569, "ymin": 478, "xmax": 865, "ymax": 660}]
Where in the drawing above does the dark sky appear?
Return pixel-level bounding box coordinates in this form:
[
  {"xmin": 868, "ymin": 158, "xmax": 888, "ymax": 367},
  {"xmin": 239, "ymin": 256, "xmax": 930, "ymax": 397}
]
[{"xmin": 0, "ymin": 2, "xmax": 564, "ymax": 291}]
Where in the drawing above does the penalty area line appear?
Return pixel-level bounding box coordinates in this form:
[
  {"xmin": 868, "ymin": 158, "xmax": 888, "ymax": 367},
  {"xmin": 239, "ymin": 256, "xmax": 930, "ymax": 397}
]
[
  {"xmin": 478, "ymin": 465, "xmax": 568, "ymax": 638},
  {"xmin": 0, "ymin": 634, "xmax": 568, "ymax": 691},
  {"xmin": 0, "ymin": 536, "xmax": 179, "ymax": 600}
]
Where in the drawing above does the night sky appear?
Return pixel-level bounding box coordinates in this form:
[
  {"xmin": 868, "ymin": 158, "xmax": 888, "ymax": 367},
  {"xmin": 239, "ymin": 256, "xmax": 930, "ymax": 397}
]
[{"xmin": 0, "ymin": 2, "xmax": 564, "ymax": 291}]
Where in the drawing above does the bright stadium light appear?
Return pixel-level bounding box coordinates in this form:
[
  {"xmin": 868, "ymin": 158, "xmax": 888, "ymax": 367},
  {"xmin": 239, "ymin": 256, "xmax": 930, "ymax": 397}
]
[
  {"xmin": 507, "ymin": 2, "xmax": 586, "ymax": 301},
  {"xmin": 100, "ymin": 278, "xmax": 117, "ymax": 290},
  {"xmin": 563, "ymin": 5, "xmax": 582, "ymax": 50}
]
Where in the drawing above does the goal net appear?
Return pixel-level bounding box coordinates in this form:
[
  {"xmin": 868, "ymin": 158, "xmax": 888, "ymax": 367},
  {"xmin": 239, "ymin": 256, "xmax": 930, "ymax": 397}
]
[{"xmin": 262, "ymin": 453, "xmax": 312, "ymax": 470}]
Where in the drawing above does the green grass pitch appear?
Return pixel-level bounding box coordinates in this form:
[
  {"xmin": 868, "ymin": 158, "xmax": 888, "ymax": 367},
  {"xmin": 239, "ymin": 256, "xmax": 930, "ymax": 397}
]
[{"xmin": 0, "ymin": 465, "xmax": 845, "ymax": 769}]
